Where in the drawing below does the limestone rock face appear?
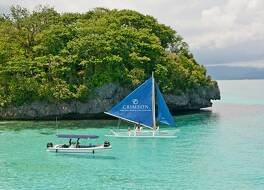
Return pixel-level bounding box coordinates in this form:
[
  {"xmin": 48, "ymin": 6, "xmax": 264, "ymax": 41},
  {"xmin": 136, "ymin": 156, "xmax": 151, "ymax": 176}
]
[
  {"xmin": 165, "ymin": 85, "xmax": 220, "ymax": 112},
  {"xmin": 0, "ymin": 83, "xmax": 220, "ymax": 120}
]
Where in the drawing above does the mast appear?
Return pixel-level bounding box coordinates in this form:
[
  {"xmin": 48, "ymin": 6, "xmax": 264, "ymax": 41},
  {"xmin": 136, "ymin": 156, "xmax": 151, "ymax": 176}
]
[{"xmin": 152, "ymin": 72, "xmax": 156, "ymax": 129}]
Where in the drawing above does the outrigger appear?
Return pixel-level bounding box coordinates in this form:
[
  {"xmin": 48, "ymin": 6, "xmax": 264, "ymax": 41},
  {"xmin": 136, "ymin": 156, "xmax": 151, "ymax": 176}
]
[{"xmin": 46, "ymin": 134, "xmax": 111, "ymax": 153}]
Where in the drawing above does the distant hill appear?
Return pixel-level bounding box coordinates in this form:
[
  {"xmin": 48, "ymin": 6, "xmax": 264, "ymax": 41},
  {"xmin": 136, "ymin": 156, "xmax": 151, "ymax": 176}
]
[{"xmin": 206, "ymin": 66, "xmax": 264, "ymax": 80}]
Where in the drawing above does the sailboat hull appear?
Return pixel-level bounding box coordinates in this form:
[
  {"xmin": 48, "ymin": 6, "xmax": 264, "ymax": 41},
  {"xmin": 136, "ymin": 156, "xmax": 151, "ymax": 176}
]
[
  {"xmin": 105, "ymin": 129, "xmax": 179, "ymax": 138},
  {"xmin": 47, "ymin": 144, "xmax": 112, "ymax": 153}
]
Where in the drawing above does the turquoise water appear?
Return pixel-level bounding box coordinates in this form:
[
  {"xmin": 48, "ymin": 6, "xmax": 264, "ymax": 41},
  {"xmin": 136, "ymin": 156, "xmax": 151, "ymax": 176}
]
[
  {"xmin": 0, "ymin": 80, "xmax": 264, "ymax": 190},
  {"xmin": 217, "ymin": 80, "xmax": 264, "ymax": 105}
]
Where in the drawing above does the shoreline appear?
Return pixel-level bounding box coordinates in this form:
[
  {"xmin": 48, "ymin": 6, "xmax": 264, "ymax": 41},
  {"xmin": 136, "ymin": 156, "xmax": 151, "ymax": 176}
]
[{"xmin": 0, "ymin": 108, "xmax": 212, "ymax": 121}]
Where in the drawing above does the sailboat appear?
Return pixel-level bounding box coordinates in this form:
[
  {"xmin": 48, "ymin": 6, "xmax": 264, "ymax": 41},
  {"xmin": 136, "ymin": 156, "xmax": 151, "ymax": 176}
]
[{"xmin": 105, "ymin": 72, "xmax": 178, "ymax": 138}]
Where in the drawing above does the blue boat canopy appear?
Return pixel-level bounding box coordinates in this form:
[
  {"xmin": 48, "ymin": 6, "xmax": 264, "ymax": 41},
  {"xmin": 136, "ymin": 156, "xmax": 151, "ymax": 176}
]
[{"xmin": 57, "ymin": 134, "xmax": 99, "ymax": 139}]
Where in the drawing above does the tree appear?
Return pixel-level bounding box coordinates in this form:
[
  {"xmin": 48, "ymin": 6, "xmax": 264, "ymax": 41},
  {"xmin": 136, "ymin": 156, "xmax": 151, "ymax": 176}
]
[{"xmin": 0, "ymin": 6, "xmax": 217, "ymax": 107}]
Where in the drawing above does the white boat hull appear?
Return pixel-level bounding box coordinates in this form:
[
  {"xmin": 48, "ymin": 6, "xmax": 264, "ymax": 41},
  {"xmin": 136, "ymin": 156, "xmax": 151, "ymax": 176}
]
[
  {"xmin": 47, "ymin": 144, "xmax": 112, "ymax": 153},
  {"xmin": 105, "ymin": 129, "xmax": 179, "ymax": 138}
]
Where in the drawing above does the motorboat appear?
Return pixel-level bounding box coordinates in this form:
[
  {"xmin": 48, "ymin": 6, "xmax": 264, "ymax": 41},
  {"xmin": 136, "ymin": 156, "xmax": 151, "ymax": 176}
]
[{"xmin": 47, "ymin": 134, "xmax": 111, "ymax": 153}]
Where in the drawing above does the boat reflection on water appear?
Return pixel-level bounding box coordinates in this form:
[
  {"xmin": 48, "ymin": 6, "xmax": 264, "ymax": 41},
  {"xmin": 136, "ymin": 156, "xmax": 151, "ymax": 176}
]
[{"xmin": 54, "ymin": 153, "xmax": 116, "ymax": 160}]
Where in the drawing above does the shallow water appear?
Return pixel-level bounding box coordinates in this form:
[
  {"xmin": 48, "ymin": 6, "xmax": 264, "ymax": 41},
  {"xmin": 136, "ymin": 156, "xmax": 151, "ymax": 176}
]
[{"xmin": 0, "ymin": 80, "xmax": 264, "ymax": 190}]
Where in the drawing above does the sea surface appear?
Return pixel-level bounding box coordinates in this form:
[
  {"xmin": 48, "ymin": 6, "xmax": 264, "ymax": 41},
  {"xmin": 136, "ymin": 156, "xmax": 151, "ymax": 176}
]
[{"xmin": 0, "ymin": 80, "xmax": 264, "ymax": 190}]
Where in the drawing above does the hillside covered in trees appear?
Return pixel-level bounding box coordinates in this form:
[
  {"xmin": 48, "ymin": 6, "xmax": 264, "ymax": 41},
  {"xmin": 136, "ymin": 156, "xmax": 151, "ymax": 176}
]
[{"xmin": 0, "ymin": 5, "xmax": 218, "ymax": 109}]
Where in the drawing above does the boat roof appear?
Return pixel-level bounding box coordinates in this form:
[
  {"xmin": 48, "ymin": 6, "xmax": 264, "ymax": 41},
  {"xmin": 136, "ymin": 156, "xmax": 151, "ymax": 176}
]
[{"xmin": 56, "ymin": 134, "xmax": 99, "ymax": 139}]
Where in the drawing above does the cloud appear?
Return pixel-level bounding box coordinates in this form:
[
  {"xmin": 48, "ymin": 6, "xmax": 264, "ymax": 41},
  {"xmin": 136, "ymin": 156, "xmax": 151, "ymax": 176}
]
[{"xmin": 190, "ymin": 0, "xmax": 264, "ymax": 49}]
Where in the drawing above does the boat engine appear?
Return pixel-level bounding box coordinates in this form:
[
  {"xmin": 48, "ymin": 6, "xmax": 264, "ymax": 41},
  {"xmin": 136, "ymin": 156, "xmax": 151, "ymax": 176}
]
[
  {"xmin": 104, "ymin": 141, "xmax": 110, "ymax": 147},
  {"xmin": 47, "ymin": 142, "xmax": 53, "ymax": 148}
]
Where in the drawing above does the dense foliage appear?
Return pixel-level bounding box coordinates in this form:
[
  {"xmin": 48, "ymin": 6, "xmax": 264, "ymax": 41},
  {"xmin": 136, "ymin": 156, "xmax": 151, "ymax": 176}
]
[{"xmin": 0, "ymin": 5, "xmax": 216, "ymax": 106}]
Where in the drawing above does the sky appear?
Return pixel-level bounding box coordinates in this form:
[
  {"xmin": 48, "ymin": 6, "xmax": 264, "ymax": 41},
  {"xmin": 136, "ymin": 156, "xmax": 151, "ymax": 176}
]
[{"xmin": 0, "ymin": 0, "xmax": 264, "ymax": 68}]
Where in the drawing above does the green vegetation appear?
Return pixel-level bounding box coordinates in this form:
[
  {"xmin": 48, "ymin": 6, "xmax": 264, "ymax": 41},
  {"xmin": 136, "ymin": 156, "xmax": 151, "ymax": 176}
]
[{"xmin": 0, "ymin": 5, "xmax": 216, "ymax": 107}]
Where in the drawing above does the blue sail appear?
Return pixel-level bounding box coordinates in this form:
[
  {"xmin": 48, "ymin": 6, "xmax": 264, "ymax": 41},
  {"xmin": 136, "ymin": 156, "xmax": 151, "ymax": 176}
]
[
  {"xmin": 156, "ymin": 85, "xmax": 176, "ymax": 127},
  {"xmin": 105, "ymin": 78, "xmax": 154, "ymax": 128}
]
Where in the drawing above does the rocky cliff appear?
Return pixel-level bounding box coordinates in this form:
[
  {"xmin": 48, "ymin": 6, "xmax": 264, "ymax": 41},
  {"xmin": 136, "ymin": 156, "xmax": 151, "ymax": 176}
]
[{"xmin": 0, "ymin": 83, "xmax": 220, "ymax": 120}]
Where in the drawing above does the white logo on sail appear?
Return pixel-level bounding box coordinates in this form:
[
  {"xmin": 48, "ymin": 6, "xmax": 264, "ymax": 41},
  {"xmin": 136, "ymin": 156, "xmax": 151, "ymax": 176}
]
[
  {"xmin": 121, "ymin": 99, "xmax": 150, "ymax": 112},
  {"xmin": 132, "ymin": 99, "xmax": 139, "ymax": 105}
]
